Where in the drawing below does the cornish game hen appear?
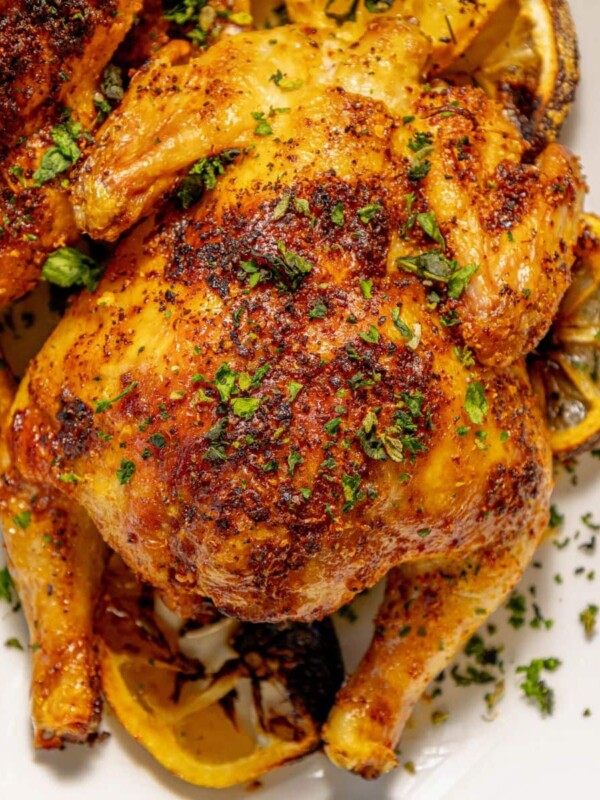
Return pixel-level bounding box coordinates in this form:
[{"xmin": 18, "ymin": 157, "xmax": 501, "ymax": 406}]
[{"xmin": 1, "ymin": 15, "xmax": 584, "ymax": 775}]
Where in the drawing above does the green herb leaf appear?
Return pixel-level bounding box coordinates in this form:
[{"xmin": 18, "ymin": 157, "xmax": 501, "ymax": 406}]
[
  {"xmin": 116, "ymin": 460, "xmax": 136, "ymax": 485},
  {"xmin": 360, "ymin": 279, "xmax": 373, "ymax": 299},
  {"xmin": 580, "ymin": 604, "xmax": 598, "ymax": 636},
  {"xmin": 408, "ymin": 161, "xmax": 431, "ymax": 182},
  {"xmin": 287, "ymin": 449, "xmax": 303, "ymax": 476},
  {"xmin": 231, "ymin": 397, "xmax": 261, "ymax": 419},
  {"xmin": 0, "ymin": 568, "xmax": 16, "ymax": 606},
  {"xmin": 12, "ymin": 511, "xmax": 31, "ymax": 530},
  {"xmin": 465, "ymin": 382, "xmax": 488, "ymax": 425},
  {"xmin": 416, "ymin": 211, "xmax": 445, "ymax": 249},
  {"xmin": 357, "ymin": 203, "xmax": 382, "ymax": 224},
  {"xmin": 42, "ymin": 247, "xmax": 102, "ymax": 291},
  {"xmin": 516, "ymin": 657, "xmax": 561, "ymax": 716},
  {"xmin": 147, "ymin": 433, "xmax": 166, "ymax": 449},
  {"xmin": 178, "ymin": 149, "xmax": 240, "ymax": 209},
  {"xmin": 448, "ymin": 262, "xmax": 479, "ymax": 299},
  {"xmin": 308, "ymin": 299, "xmax": 328, "ymax": 319},
  {"xmin": 214, "ymin": 363, "xmax": 237, "ymax": 403},
  {"xmin": 331, "ymin": 203, "xmax": 345, "ymax": 226},
  {"xmin": 360, "ymin": 325, "xmax": 379, "ymax": 344},
  {"xmin": 269, "ymin": 70, "xmax": 303, "ymax": 91},
  {"xmin": 288, "ymin": 381, "xmax": 303, "ymax": 402},
  {"xmin": 341, "ymin": 473, "xmax": 364, "ymax": 512},
  {"xmin": 324, "ymin": 417, "xmax": 342, "ymax": 435},
  {"xmin": 95, "ymin": 381, "xmax": 138, "ymax": 414}
]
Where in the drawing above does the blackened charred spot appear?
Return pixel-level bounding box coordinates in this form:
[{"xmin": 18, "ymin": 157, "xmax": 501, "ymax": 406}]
[
  {"xmin": 55, "ymin": 392, "xmax": 93, "ymax": 459},
  {"xmin": 241, "ymin": 489, "xmax": 270, "ymax": 523},
  {"xmin": 166, "ymin": 175, "xmax": 394, "ymax": 289},
  {"xmin": 0, "ymin": 0, "xmax": 119, "ymax": 148},
  {"xmin": 206, "ymin": 272, "xmax": 230, "ymax": 298},
  {"xmin": 484, "ymin": 162, "xmax": 539, "ymax": 233}
]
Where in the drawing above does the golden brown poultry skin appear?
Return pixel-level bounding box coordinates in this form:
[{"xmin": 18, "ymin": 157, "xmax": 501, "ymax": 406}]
[
  {"xmin": 72, "ymin": 22, "xmax": 583, "ymax": 366},
  {"xmin": 0, "ymin": 357, "xmax": 105, "ymax": 749},
  {"xmin": 324, "ymin": 518, "xmax": 544, "ymax": 777},
  {"xmin": 0, "ymin": 0, "xmax": 140, "ymax": 151},
  {"xmin": 6, "ymin": 21, "xmax": 580, "ymax": 624},
  {"xmin": 0, "ymin": 0, "xmax": 142, "ymax": 305}
]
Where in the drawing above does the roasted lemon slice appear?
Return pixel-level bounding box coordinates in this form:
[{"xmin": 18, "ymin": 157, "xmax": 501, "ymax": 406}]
[
  {"xmin": 95, "ymin": 556, "xmax": 343, "ymax": 789},
  {"xmin": 283, "ymin": 0, "xmax": 505, "ymax": 70},
  {"xmin": 441, "ymin": 0, "xmax": 578, "ymax": 144},
  {"xmin": 529, "ymin": 214, "xmax": 600, "ymax": 459}
]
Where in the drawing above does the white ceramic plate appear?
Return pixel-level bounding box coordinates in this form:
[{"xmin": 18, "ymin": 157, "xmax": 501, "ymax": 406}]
[{"xmin": 2, "ymin": 2, "xmax": 600, "ymax": 797}]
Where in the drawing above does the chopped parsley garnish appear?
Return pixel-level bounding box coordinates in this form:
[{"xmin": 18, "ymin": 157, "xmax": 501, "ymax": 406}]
[
  {"xmin": 580, "ymin": 604, "xmax": 598, "ymax": 636},
  {"xmin": 269, "ymin": 69, "xmax": 303, "ymax": 91},
  {"xmin": 231, "ymin": 397, "xmax": 261, "ymax": 419},
  {"xmin": 454, "ymin": 345, "xmax": 475, "ymax": 366},
  {"xmin": 251, "ymin": 111, "xmax": 273, "ymax": 136},
  {"xmin": 465, "ymin": 382, "xmax": 488, "ymax": 425},
  {"xmin": 448, "ymin": 262, "xmax": 479, "ymax": 299},
  {"xmin": 506, "ymin": 593, "xmax": 527, "ymax": 629},
  {"xmin": 360, "ymin": 325, "xmax": 379, "ymax": 344},
  {"xmin": 178, "ymin": 149, "xmax": 241, "ymax": 209},
  {"xmin": 407, "ymin": 161, "xmax": 431, "ymax": 182},
  {"xmin": 214, "ymin": 363, "xmax": 237, "ymax": 402},
  {"xmin": 331, "ymin": 203, "xmax": 345, "ymax": 226},
  {"xmin": 12, "ymin": 511, "xmax": 31, "ymax": 531},
  {"xmin": 288, "ymin": 381, "xmax": 303, "ymax": 402},
  {"xmin": 42, "ymin": 247, "xmax": 102, "ymax": 291},
  {"xmin": 360, "ymin": 279, "xmax": 373, "ymax": 299},
  {"xmin": 147, "ymin": 433, "xmax": 166, "ymax": 449},
  {"xmin": 397, "ymin": 250, "xmax": 478, "ymax": 299},
  {"xmin": 341, "ymin": 473, "xmax": 365, "ymax": 512},
  {"xmin": 5, "ymin": 638, "xmax": 23, "ymax": 651},
  {"xmin": 0, "ymin": 568, "xmax": 16, "ymax": 607},
  {"xmin": 33, "ymin": 115, "xmax": 83, "ymax": 184},
  {"xmin": 272, "ymin": 193, "xmax": 290, "ymax": 221},
  {"xmin": 549, "ymin": 505, "xmax": 564, "ymax": 528},
  {"xmin": 357, "ymin": 203, "xmax": 383, "ymax": 224},
  {"xmin": 204, "ymin": 419, "xmax": 228, "ymax": 462},
  {"xmin": 516, "ymin": 657, "xmax": 561, "ymax": 716},
  {"xmin": 95, "ymin": 381, "xmax": 138, "ymax": 414},
  {"xmin": 288, "ymin": 449, "xmax": 303, "ymax": 476},
  {"xmin": 408, "ymin": 131, "xmax": 434, "ymax": 153},
  {"xmin": 324, "ymin": 417, "xmax": 342, "ymax": 435},
  {"xmin": 416, "ymin": 212, "xmax": 445, "ymax": 249},
  {"xmin": 244, "ymin": 242, "xmax": 314, "ymax": 293},
  {"xmin": 308, "ymin": 299, "xmax": 328, "ymax": 319},
  {"xmin": 116, "ymin": 460, "xmax": 136, "ymax": 485},
  {"xmin": 164, "ymin": 0, "xmax": 232, "ymax": 46},
  {"xmin": 94, "ymin": 63, "xmax": 124, "ymax": 120}
]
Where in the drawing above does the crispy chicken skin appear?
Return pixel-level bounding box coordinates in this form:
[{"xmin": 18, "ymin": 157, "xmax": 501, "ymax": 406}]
[
  {"xmin": 0, "ymin": 12, "xmax": 585, "ymax": 769},
  {"xmin": 72, "ymin": 22, "xmax": 583, "ymax": 365},
  {"xmin": 0, "ymin": 0, "xmax": 142, "ymax": 305},
  {"xmin": 0, "ymin": 0, "xmax": 140, "ymax": 151},
  {"xmin": 0, "ymin": 358, "xmax": 105, "ymax": 748},
  {"xmin": 6, "ymin": 20, "xmax": 578, "ymax": 625},
  {"xmin": 324, "ymin": 521, "xmax": 543, "ymax": 777}
]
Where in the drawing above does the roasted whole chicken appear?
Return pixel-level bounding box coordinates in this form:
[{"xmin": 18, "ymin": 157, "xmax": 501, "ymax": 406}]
[{"xmin": 0, "ymin": 0, "xmax": 588, "ymax": 785}]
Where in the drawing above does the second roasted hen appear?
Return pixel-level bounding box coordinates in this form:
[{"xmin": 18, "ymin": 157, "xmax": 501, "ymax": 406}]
[{"xmin": 1, "ymin": 14, "xmax": 584, "ymax": 771}]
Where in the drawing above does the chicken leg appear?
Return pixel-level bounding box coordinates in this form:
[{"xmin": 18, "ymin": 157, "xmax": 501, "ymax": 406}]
[
  {"xmin": 0, "ymin": 362, "xmax": 106, "ymax": 748},
  {"xmin": 324, "ymin": 518, "xmax": 543, "ymax": 777}
]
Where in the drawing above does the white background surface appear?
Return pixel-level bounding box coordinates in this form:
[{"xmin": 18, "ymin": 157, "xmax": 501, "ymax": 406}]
[{"xmin": 1, "ymin": 1, "xmax": 600, "ymax": 797}]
